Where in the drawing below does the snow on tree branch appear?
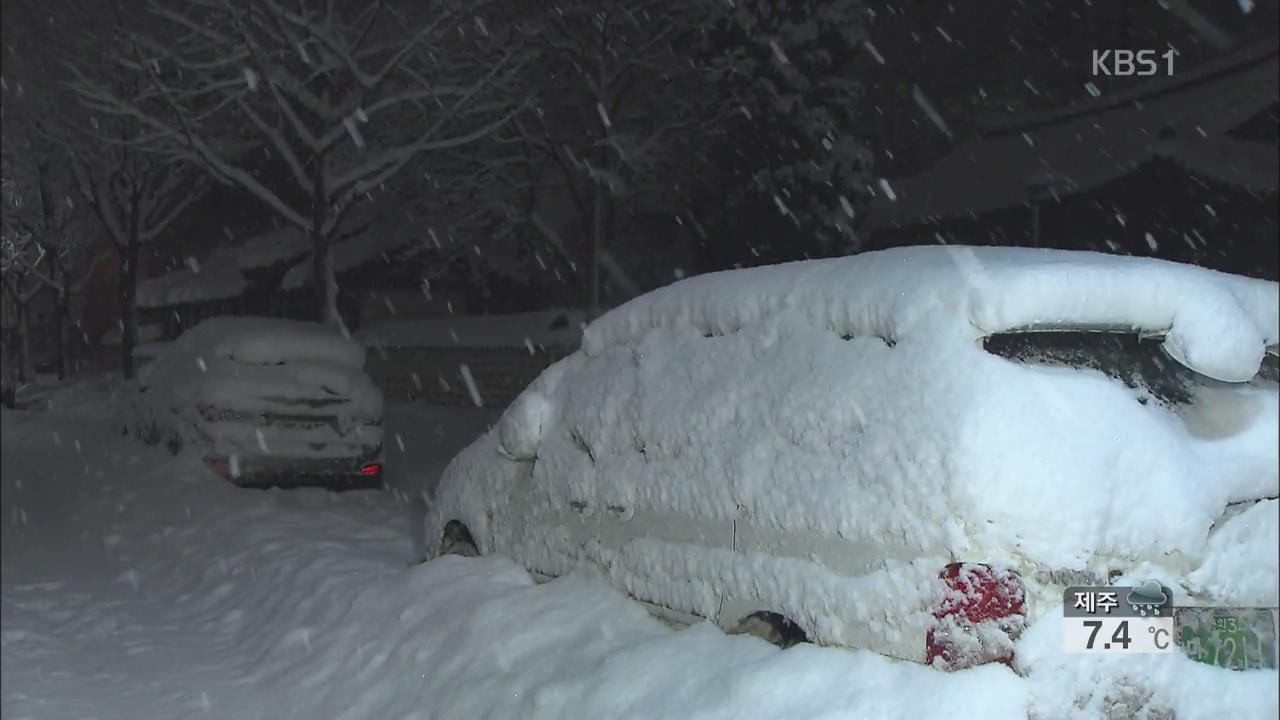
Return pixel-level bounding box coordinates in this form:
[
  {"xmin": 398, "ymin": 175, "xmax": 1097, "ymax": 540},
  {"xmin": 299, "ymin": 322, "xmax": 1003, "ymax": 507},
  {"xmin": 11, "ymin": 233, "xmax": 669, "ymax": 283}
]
[{"xmin": 71, "ymin": 0, "xmax": 530, "ymax": 327}]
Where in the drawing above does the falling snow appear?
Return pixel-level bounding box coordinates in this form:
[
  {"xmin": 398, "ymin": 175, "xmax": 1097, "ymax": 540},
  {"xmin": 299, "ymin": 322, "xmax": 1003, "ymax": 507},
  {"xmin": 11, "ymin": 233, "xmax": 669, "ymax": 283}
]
[
  {"xmin": 2, "ymin": 2, "xmax": 1277, "ymax": 716},
  {"xmin": 864, "ymin": 41, "xmax": 886, "ymax": 64},
  {"xmin": 343, "ymin": 116, "xmax": 366, "ymax": 148},
  {"xmin": 769, "ymin": 39, "xmax": 789, "ymax": 64},
  {"xmin": 911, "ymin": 85, "xmax": 953, "ymax": 138},
  {"xmin": 458, "ymin": 364, "xmax": 483, "ymax": 408},
  {"xmin": 878, "ymin": 178, "xmax": 898, "ymax": 202}
]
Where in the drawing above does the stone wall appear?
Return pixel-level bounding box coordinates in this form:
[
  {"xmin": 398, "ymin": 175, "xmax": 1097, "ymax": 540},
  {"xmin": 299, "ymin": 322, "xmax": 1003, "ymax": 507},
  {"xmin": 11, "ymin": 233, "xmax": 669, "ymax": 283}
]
[{"xmin": 364, "ymin": 344, "xmax": 573, "ymax": 408}]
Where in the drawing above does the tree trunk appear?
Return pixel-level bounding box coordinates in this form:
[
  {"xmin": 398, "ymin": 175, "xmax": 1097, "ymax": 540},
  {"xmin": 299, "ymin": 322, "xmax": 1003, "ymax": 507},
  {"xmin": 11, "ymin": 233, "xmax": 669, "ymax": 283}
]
[
  {"xmin": 55, "ymin": 287, "xmax": 68, "ymax": 380},
  {"xmin": 590, "ymin": 180, "xmax": 604, "ymax": 317},
  {"xmin": 119, "ymin": 240, "xmax": 140, "ymax": 380},
  {"xmin": 51, "ymin": 255, "xmax": 69, "ymax": 381},
  {"xmin": 310, "ymin": 155, "xmax": 343, "ymax": 331},
  {"xmin": 18, "ymin": 301, "xmax": 31, "ymax": 384},
  {"xmin": 311, "ymin": 231, "xmax": 340, "ymax": 327}
]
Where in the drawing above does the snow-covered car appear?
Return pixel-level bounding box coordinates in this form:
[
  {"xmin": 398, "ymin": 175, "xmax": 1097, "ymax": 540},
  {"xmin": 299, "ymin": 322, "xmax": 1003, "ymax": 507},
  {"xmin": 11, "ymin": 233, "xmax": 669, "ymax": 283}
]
[
  {"xmin": 126, "ymin": 316, "xmax": 385, "ymax": 488},
  {"xmin": 426, "ymin": 246, "xmax": 1278, "ymax": 670}
]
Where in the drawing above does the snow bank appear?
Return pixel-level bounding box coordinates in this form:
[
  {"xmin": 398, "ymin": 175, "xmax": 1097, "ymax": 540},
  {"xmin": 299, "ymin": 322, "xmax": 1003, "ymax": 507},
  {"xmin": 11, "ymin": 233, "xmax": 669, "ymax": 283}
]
[
  {"xmin": 1016, "ymin": 611, "xmax": 1277, "ymax": 719},
  {"xmin": 2, "ymin": 387, "xmax": 1276, "ymax": 718},
  {"xmin": 1185, "ymin": 499, "xmax": 1279, "ymax": 606},
  {"xmin": 358, "ymin": 309, "xmax": 585, "ymax": 350},
  {"xmin": 10, "ymin": 392, "xmax": 1280, "ymax": 717}
]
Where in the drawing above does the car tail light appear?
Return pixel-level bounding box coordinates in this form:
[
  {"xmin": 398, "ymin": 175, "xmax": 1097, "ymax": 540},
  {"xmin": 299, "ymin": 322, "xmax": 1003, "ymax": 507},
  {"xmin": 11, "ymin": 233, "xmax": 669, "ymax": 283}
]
[
  {"xmin": 205, "ymin": 457, "xmax": 228, "ymax": 473},
  {"xmin": 926, "ymin": 562, "xmax": 1027, "ymax": 671},
  {"xmin": 360, "ymin": 463, "xmax": 381, "ymax": 476}
]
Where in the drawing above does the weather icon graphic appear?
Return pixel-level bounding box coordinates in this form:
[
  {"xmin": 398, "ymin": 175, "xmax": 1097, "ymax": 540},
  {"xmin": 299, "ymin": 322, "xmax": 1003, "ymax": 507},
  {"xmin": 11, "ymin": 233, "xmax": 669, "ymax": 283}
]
[{"xmin": 1127, "ymin": 580, "xmax": 1169, "ymax": 616}]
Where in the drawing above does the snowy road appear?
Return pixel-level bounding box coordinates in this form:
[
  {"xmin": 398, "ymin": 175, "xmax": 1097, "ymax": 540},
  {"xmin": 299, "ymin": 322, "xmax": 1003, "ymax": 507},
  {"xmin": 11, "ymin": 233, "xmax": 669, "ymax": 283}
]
[
  {"xmin": 2, "ymin": 385, "xmax": 410, "ymax": 719},
  {"xmin": 2, "ymin": 380, "xmax": 1274, "ymax": 719}
]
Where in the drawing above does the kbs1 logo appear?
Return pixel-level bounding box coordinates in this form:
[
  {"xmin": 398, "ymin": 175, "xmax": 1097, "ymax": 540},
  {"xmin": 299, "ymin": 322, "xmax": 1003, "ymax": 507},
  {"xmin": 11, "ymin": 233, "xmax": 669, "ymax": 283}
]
[{"xmin": 1091, "ymin": 49, "xmax": 1176, "ymax": 77}]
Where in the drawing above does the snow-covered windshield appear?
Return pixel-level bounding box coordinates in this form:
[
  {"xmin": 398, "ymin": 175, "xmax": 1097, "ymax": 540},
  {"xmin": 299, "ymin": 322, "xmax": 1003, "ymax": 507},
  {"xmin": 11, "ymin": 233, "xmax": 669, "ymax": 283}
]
[{"xmin": 983, "ymin": 330, "xmax": 1277, "ymax": 406}]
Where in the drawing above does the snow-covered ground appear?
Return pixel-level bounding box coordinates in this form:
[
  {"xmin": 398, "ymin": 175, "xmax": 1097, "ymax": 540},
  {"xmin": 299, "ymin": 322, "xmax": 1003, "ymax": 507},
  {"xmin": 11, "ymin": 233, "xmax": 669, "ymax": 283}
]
[{"xmin": 2, "ymin": 378, "xmax": 1276, "ymax": 719}]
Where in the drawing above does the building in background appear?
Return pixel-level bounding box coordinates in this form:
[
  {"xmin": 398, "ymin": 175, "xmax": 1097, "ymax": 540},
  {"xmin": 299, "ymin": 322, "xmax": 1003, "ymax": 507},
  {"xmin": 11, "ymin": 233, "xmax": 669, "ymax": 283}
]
[{"xmin": 864, "ymin": 37, "xmax": 1278, "ymax": 280}]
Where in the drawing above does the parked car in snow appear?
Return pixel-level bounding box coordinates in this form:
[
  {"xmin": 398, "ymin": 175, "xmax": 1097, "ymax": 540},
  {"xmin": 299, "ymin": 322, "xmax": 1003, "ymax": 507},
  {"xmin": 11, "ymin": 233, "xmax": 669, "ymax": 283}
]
[
  {"xmin": 426, "ymin": 246, "xmax": 1279, "ymax": 670},
  {"xmin": 125, "ymin": 316, "xmax": 385, "ymax": 488}
]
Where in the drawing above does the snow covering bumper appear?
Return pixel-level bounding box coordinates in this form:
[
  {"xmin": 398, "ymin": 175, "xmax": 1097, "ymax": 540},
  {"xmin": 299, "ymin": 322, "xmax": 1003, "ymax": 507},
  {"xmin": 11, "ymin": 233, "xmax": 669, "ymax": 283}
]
[
  {"xmin": 205, "ymin": 446, "xmax": 384, "ymax": 490},
  {"xmin": 926, "ymin": 563, "xmax": 1028, "ymax": 671}
]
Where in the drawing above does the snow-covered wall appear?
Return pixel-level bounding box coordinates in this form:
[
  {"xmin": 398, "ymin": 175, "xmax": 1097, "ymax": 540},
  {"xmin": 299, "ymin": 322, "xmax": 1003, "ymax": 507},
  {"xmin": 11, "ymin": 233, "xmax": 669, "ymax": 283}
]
[
  {"xmin": 365, "ymin": 345, "xmax": 573, "ymax": 408},
  {"xmin": 358, "ymin": 311, "xmax": 583, "ymax": 408}
]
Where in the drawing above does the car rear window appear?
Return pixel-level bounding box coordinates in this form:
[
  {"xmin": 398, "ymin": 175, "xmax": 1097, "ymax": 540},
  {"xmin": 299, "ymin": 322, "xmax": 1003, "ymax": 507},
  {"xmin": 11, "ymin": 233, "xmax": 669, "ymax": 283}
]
[{"xmin": 982, "ymin": 331, "xmax": 1276, "ymax": 406}]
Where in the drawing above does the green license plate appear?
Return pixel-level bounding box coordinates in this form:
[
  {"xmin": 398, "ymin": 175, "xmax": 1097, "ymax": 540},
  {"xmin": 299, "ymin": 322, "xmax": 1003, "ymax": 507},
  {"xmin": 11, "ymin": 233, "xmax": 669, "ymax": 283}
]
[{"xmin": 1174, "ymin": 607, "xmax": 1278, "ymax": 670}]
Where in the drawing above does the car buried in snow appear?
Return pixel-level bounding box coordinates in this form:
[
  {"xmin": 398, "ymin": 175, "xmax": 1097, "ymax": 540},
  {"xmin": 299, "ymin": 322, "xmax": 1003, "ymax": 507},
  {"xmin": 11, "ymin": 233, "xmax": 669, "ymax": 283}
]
[
  {"xmin": 124, "ymin": 316, "xmax": 385, "ymax": 489},
  {"xmin": 425, "ymin": 246, "xmax": 1279, "ymax": 671}
]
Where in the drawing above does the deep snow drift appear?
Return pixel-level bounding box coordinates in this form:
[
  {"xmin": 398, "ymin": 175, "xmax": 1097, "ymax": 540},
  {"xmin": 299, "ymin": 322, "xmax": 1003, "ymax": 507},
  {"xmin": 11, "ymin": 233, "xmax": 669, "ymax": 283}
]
[{"xmin": 2, "ymin": 379, "xmax": 1276, "ymax": 719}]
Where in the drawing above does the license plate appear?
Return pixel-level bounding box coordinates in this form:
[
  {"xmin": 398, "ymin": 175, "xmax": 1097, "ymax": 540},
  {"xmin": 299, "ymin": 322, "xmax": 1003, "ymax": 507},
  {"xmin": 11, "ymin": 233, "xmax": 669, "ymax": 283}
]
[{"xmin": 1174, "ymin": 607, "xmax": 1278, "ymax": 670}]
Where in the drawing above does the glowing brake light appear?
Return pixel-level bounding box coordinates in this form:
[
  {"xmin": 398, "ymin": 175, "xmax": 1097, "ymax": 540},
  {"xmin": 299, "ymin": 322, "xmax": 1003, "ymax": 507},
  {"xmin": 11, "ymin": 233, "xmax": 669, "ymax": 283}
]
[{"xmin": 360, "ymin": 463, "xmax": 382, "ymax": 476}]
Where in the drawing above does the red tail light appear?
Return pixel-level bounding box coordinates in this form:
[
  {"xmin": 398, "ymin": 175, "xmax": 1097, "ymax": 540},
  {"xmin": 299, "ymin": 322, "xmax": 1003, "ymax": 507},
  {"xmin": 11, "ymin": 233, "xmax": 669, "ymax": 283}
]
[
  {"xmin": 360, "ymin": 463, "xmax": 382, "ymax": 476},
  {"xmin": 926, "ymin": 562, "xmax": 1027, "ymax": 671}
]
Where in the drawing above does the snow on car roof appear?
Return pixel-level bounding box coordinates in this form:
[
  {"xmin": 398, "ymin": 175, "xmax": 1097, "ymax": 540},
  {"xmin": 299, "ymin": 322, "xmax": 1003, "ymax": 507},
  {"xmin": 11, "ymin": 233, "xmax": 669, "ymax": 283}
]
[
  {"xmin": 175, "ymin": 316, "xmax": 367, "ymax": 368},
  {"xmin": 583, "ymin": 246, "xmax": 1279, "ymax": 382}
]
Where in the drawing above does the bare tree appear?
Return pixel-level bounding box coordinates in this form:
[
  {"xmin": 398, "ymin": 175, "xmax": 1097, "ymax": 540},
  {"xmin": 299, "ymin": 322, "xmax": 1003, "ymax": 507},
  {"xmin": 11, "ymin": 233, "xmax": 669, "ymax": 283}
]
[
  {"xmin": 387, "ymin": 123, "xmax": 572, "ymax": 308},
  {"xmin": 0, "ymin": 1, "xmax": 155, "ymax": 381},
  {"xmin": 71, "ymin": 0, "xmax": 529, "ymax": 330},
  {"xmin": 0, "ymin": 203, "xmax": 47, "ymax": 387},
  {"xmin": 3, "ymin": 125, "xmax": 110, "ymax": 380},
  {"xmin": 524, "ymin": 0, "xmax": 720, "ymax": 315},
  {"xmin": 2, "ymin": 0, "xmax": 210, "ymax": 382},
  {"xmin": 46, "ymin": 102, "xmax": 209, "ymax": 380}
]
